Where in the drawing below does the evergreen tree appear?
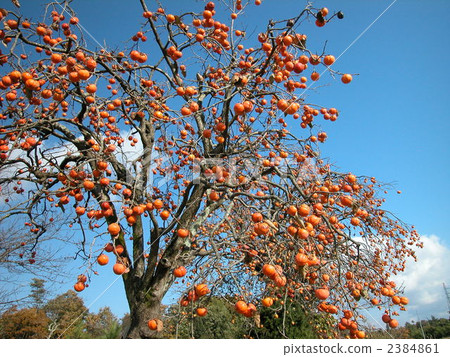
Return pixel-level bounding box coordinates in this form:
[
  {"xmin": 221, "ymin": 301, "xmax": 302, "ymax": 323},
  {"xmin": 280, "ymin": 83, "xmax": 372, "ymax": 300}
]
[{"xmin": 29, "ymin": 278, "xmax": 47, "ymax": 308}]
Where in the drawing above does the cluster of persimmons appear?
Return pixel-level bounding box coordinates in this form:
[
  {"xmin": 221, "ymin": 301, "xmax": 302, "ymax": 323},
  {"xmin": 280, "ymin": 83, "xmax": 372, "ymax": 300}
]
[{"xmin": 0, "ymin": 1, "xmax": 420, "ymax": 338}]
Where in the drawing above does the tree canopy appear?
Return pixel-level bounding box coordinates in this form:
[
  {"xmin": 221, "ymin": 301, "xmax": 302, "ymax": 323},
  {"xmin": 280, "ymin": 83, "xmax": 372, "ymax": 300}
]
[{"xmin": 0, "ymin": 0, "xmax": 421, "ymax": 338}]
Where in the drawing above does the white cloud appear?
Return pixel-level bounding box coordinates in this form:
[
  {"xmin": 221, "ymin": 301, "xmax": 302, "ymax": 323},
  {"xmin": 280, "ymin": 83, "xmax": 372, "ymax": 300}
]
[{"xmin": 394, "ymin": 234, "xmax": 450, "ymax": 323}]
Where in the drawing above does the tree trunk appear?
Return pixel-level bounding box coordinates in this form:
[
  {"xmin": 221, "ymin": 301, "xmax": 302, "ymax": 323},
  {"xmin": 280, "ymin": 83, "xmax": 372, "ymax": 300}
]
[
  {"xmin": 122, "ymin": 269, "xmax": 173, "ymax": 339},
  {"xmin": 125, "ymin": 297, "xmax": 162, "ymax": 339},
  {"xmin": 121, "ymin": 187, "xmax": 204, "ymax": 338}
]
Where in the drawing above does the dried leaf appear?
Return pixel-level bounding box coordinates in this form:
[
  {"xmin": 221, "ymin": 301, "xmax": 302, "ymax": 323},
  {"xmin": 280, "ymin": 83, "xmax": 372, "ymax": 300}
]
[
  {"xmin": 253, "ymin": 312, "xmax": 261, "ymax": 328},
  {"xmin": 264, "ymin": 219, "xmax": 278, "ymax": 232},
  {"xmin": 156, "ymin": 318, "xmax": 164, "ymax": 332},
  {"xmin": 298, "ymin": 265, "xmax": 307, "ymax": 280},
  {"xmin": 294, "ymin": 216, "xmax": 305, "ymax": 228}
]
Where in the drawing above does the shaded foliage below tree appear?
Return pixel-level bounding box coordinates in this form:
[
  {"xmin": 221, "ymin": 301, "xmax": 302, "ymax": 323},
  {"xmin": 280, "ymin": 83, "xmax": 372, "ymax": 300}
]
[
  {"xmin": 0, "ymin": 307, "xmax": 50, "ymax": 339},
  {"xmin": 85, "ymin": 307, "xmax": 121, "ymax": 339},
  {"xmin": 406, "ymin": 317, "xmax": 450, "ymax": 339},
  {"xmin": 250, "ymin": 299, "xmax": 335, "ymax": 339},
  {"xmin": 163, "ymin": 297, "xmax": 248, "ymax": 339},
  {"xmin": 367, "ymin": 316, "xmax": 450, "ymax": 339},
  {"xmin": 0, "ymin": 280, "xmax": 122, "ymax": 339},
  {"xmin": 161, "ymin": 297, "xmax": 333, "ymax": 339},
  {"xmin": 44, "ymin": 290, "xmax": 88, "ymax": 338}
]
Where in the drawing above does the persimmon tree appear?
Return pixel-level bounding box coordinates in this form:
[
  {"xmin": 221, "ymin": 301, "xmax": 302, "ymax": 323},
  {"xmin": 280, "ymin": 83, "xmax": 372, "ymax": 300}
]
[{"xmin": 0, "ymin": 0, "xmax": 421, "ymax": 338}]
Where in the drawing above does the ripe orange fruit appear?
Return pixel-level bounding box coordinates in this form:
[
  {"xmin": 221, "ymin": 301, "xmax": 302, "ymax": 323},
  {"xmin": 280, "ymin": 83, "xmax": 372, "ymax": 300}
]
[
  {"xmin": 177, "ymin": 228, "xmax": 189, "ymax": 238},
  {"xmin": 307, "ymin": 215, "xmax": 321, "ymax": 226},
  {"xmin": 282, "ymin": 35, "xmax": 293, "ymax": 46},
  {"xmin": 203, "ymin": 10, "xmax": 213, "ymax": 19},
  {"xmin": 180, "ymin": 107, "xmax": 192, "ymax": 116},
  {"xmin": 234, "ymin": 103, "xmax": 245, "ymax": 115},
  {"xmin": 388, "ymin": 319, "xmax": 399, "ymax": 328},
  {"xmin": 341, "ymin": 74, "xmax": 353, "ymax": 84},
  {"xmin": 99, "ymin": 177, "xmax": 110, "ymax": 186},
  {"xmin": 174, "ymin": 266, "xmax": 187, "ymax": 278},
  {"xmin": 153, "ymin": 199, "xmax": 163, "ymax": 209},
  {"xmin": 78, "ymin": 69, "xmax": 90, "ymax": 80},
  {"xmin": 286, "ymin": 205, "xmax": 297, "ymax": 216},
  {"xmin": 132, "ymin": 205, "xmax": 144, "ymax": 216},
  {"xmin": 86, "ymin": 84, "xmax": 97, "ymax": 93},
  {"xmin": 126, "ymin": 215, "xmax": 137, "ymax": 225},
  {"xmin": 400, "ymin": 296, "xmax": 409, "ymax": 305},
  {"xmin": 323, "ymin": 55, "xmax": 335, "ymax": 66},
  {"xmin": 160, "ymin": 210, "xmax": 170, "ymax": 220},
  {"xmin": 243, "ymin": 100, "xmax": 253, "ymax": 113},
  {"xmin": 262, "ymin": 297, "xmax": 274, "ymax": 307},
  {"xmin": 195, "ymin": 284, "xmax": 209, "ymax": 297},
  {"xmin": 75, "ymin": 206, "xmax": 86, "ymax": 215},
  {"xmin": 196, "ymin": 307, "xmax": 207, "ymax": 317},
  {"xmin": 251, "ymin": 212, "xmax": 263, "ymax": 222},
  {"xmin": 315, "ymin": 19, "xmax": 325, "ymax": 27},
  {"xmin": 104, "ymin": 243, "xmax": 114, "ymax": 252},
  {"xmin": 209, "ymin": 191, "xmax": 219, "ymax": 201},
  {"xmin": 113, "ymin": 263, "xmax": 126, "ymax": 275},
  {"xmin": 311, "ymin": 71, "xmax": 320, "ymax": 81},
  {"xmin": 74, "ymin": 282, "xmax": 85, "ymax": 292},
  {"xmin": 97, "ymin": 254, "xmax": 109, "ymax": 266},
  {"xmin": 340, "ymin": 196, "xmax": 353, "ymax": 207},
  {"xmin": 277, "ymin": 99, "xmax": 289, "ymax": 112},
  {"xmin": 295, "ymin": 253, "xmax": 308, "ymax": 266},
  {"xmin": 235, "ymin": 301, "xmax": 248, "ymax": 314},
  {"xmin": 83, "ymin": 180, "xmax": 95, "ymax": 190},
  {"xmin": 298, "ymin": 204, "xmax": 310, "ymax": 217},
  {"xmin": 114, "ymin": 245, "xmax": 124, "ymax": 255},
  {"xmin": 254, "ymin": 222, "xmax": 270, "ymax": 235},
  {"xmin": 262, "ymin": 264, "xmax": 277, "ymax": 279},
  {"xmin": 287, "ymin": 225, "xmax": 298, "ymax": 236},
  {"xmin": 148, "ymin": 319, "xmax": 158, "ymax": 330},
  {"xmin": 202, "ymin": 129, "xmax": 212, "ymax": 138},
  {"xmin": 327, "ymin": 305, "xmax": 338, "ymax": 314},
  {"xmin": 297, "ymin": 228, "xmax": 309, "ymax": 240},
  {"xmin": 123, "ymin": 188, "xmax": 132, "ymax": 198},
  {"xmin": 309, "ymin": 55, "xmax": 321, "ymax": 65},
  {"xmin": 346, "ymin": 174, "xmax": 357, "ymax": 183},
  {"xmin": 392, "ymin": 295, "xmax": 401, "ymax": 304},
  {"xmin": 108, "ymin": 223, "xmax": 120, "ymax": 236},
  {"xmin": 315, "ymin": 288, "xmax": 330, "ymax": 300},
  {"xmin": 243, "ymin": 303, "xmax": 257, "ymax": 317}
]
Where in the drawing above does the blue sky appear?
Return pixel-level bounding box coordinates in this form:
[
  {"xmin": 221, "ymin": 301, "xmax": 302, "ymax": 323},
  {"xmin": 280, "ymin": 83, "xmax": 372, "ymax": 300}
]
[{"xmin": 10, "ymin": 0, "xmax": 450, "ymax": 328}]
